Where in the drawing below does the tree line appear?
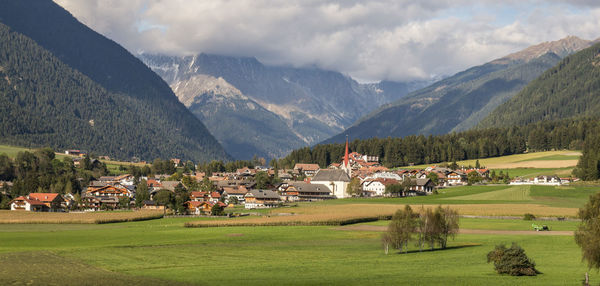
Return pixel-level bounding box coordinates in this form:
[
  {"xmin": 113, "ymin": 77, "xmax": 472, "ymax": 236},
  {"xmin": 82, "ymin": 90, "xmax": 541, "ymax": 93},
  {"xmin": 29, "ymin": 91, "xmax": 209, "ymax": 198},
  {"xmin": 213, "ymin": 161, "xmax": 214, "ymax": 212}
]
[{"xmin": 278, "ymin": 118, "xmax": 600, "ymax": 168}]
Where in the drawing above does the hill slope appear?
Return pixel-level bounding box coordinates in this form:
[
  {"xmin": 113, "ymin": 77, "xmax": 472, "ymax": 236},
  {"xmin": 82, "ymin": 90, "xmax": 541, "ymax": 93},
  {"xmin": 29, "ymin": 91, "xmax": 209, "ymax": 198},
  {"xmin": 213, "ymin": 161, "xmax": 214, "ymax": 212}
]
[
  {"xmin": 324, "ymin": 36, "xmax": 595, "ymax": 143},
  {"xmin": 0, "ymin": 0, "xmax": 229, "ymax": 162},
  {"xmin": 478, "ymin": 42, "xmax": 600, "ymax": 128}
]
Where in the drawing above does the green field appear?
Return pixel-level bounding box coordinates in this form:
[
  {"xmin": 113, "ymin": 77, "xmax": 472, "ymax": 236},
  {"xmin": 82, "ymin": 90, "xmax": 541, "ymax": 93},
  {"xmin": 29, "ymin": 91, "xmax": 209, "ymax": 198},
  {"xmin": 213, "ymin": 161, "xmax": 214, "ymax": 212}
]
[{"xmin": 0, "ymin": 217, "xmax": 592, "ymax": 285}]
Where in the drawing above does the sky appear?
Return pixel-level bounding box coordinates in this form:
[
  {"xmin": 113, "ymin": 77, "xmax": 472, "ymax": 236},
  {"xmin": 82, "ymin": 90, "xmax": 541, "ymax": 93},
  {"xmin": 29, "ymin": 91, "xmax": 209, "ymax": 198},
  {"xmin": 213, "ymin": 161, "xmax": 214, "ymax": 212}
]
[{"xmin": 54, "ymin": 0, "xmax": 600, "ymax": 83}]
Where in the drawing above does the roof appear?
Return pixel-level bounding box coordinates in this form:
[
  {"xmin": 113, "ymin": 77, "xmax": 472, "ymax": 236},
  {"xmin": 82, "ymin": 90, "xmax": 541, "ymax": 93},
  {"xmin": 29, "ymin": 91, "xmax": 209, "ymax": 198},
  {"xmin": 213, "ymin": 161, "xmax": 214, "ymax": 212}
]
[
  {"xmin": 190, "ymin": 191, "xmax": 207, "ymax": 198},
  {"xmin": 11, "ymin": 196, "xmax": 46, "ymax": 206},
  {"xmin": 311, "ymin": 169, "xmax": 351, "ymax": 182},
  {"xmin": 289, "ymin": 182, "xmax": 330, "ymax": 193},
  {"xmin": 246, "ymin": 189, "xmax": 280, "ymax": 199},
  {"xmin": 411, "ymin": 178, "xmax": 433, "ymax": 186},
  {"xmin": 294, "ymin": 163, "xmax": 320, "ymax": 171},
  {"xmin": 28, "ymin": 193, "xmax": 61, "ymax": 202},
  {"xmin": 161, "ymin": 181, "xmax": 183, "ymax": 191}
]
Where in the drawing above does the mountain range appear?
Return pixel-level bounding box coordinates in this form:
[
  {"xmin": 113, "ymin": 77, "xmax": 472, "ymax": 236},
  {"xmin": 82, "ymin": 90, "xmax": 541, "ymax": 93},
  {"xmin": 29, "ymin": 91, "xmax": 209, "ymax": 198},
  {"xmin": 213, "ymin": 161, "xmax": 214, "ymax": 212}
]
[
  {"xmin": 139, "ymin": 54, "xmax": 430, "ymax": 159},
  {"xmin": 0, "ymin": 0, "xmax": 230, "ymax": 162},
  {"xmin": 324, "ymin": 36, "xmax": 597, "ymax": 144}
]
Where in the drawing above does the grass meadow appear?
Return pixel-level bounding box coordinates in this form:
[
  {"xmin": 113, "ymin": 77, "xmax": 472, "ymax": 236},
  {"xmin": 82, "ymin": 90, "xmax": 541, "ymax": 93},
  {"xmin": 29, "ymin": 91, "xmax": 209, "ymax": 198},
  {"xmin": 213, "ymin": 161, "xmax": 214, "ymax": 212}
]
[{"xmin": 0, "ymin": 217, "xmax": 592, "ymax": 285}]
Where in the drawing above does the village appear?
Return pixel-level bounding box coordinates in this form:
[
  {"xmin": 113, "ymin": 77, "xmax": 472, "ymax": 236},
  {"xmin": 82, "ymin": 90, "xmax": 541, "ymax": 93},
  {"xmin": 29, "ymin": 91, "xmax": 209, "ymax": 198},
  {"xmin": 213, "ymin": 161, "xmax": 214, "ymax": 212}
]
[{"xmin": 7, "ymin": 140, "xmax": 577, "ymax": 215}]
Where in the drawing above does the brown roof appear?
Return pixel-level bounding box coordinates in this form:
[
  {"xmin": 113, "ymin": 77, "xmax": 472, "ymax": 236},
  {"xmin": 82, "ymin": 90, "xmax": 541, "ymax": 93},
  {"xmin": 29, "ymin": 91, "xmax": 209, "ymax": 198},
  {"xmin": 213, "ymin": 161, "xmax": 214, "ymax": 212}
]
[
  {"xmin": 311, "ymin": 169, "xmax": 351, "ymax": 182},
  {"xmin": 294, "ymin": 163, "xmax": 320, "ymax": 171},
  {"xmin": 28, "ymin": 193, "xmax": 61, "ymax": 202}
]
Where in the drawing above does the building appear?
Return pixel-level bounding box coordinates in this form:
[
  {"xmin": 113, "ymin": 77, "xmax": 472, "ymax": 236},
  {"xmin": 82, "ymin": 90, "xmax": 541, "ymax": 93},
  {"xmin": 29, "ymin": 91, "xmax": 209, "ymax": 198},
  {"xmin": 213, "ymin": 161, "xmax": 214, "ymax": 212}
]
[
  {"xmin": 362, "ymin": 178, "xmax": 399, "ymax": 197},
  {"xmin": 293, "ymin": 164, "xmax": 321, "ymax": 177},
  {"xmin": 244, "ymin": 189, "xmax": 281, "ymax": 209},
  {"xmin": 283, "ymin": 182, "xmax": 333, "ymax": 201},
  {"xmin": 311, "ymin": 169, "xmax": 351, "ymax": 199}
]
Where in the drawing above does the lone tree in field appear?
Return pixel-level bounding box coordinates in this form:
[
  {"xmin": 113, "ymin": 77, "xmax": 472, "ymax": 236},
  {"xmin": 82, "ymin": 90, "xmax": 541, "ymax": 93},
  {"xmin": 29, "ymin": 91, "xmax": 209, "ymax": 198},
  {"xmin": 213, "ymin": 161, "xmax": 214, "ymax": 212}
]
[
  {"xmin": 383, "ymin": 205, "xmax": 459, "ymax": 253},
  {"xmin": 575, "ymin": 192, "xmax": 600, "ymax": 271},
  {"xmin": 382, "ymin": 205, "xmax": 417, "ymax": 254},
  {"xmin": 487, "ymin": 243, "xmax": 539, "ymax": 276}
]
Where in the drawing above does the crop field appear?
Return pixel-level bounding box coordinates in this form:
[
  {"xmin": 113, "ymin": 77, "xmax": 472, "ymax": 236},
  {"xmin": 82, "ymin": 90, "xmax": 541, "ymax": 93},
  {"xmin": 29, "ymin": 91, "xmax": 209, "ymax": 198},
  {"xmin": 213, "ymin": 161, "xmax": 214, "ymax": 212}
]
[{"xmin": 0, "ymin": 210, "xmax": 164, "ymax": 224}]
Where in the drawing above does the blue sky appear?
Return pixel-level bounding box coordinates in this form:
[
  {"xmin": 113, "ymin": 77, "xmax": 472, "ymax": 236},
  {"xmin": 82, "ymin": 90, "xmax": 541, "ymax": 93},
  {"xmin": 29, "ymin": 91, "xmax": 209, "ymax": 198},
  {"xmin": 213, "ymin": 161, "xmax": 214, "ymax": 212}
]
[{"xmin": 55, "ymin": 0, "xmax": 600, "ymax": 82}]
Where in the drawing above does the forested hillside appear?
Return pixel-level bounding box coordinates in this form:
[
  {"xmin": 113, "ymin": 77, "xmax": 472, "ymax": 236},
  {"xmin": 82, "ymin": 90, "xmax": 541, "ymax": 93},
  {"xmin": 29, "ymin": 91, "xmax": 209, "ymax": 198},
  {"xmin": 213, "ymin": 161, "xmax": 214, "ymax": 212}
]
[
  {"xmin": 280, "ymin": 118, "xmax": 597, "ymax": 168},
  {"xmin": 479, "ymin": 42, "xmax": 600, "ymax": 128},
  {"xmin": 0, "ymin": 0, "xmax": 229, "ymax": 162},
  {"xmin": 324, "ymin": 36, "xmax": 594, "ymax": 144}
]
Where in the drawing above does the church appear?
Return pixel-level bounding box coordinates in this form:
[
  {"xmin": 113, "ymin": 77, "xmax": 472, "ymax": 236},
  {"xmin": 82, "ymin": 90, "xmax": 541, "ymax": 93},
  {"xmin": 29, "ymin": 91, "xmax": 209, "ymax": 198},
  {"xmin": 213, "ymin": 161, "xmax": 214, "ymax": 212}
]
[{"xmin": 310, "ymin": 136, "xmax": 352, "ymax": 198}]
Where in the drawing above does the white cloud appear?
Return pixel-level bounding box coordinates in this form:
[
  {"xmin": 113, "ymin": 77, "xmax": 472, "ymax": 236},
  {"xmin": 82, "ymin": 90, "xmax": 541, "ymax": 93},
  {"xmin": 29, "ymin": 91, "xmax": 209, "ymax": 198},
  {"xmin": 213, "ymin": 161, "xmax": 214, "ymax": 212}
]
[{"xmin": 54, "ymin": 0, "xmax": 600, "ymax": 82}]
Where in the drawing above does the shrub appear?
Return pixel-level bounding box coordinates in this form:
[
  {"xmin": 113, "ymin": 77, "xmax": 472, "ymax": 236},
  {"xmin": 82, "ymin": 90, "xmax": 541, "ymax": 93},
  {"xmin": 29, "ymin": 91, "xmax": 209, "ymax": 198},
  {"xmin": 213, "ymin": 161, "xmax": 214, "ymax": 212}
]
[
  {"xmin": 487, "ymin": 243, "xmax": 539, "ymax": 276},
  {"xmin": 523, "ymin": 213, "xmax": 536, "ymax": 221}
]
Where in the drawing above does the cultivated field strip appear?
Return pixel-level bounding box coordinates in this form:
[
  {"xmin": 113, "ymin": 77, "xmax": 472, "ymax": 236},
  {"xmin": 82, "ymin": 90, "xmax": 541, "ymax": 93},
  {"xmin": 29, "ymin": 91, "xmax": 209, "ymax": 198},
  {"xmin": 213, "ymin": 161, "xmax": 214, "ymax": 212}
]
[{"xmin": 0, "ymin": 210, "xmax": 164, "ymax": 224}]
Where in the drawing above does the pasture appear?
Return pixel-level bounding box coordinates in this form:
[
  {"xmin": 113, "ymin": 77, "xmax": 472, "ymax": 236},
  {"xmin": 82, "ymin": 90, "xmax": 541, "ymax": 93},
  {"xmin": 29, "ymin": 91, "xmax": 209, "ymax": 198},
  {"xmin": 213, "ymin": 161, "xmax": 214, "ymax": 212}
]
[{"xmin": 0, "ymin": 217, "xmax": 592, "ymax": 285}]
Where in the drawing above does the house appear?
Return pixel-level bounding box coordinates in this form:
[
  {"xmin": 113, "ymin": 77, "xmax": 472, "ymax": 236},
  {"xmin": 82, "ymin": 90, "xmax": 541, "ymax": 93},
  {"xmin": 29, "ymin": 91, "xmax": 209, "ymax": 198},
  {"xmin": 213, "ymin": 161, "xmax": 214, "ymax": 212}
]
[
  {"xmin": 142, "ymin": 200, "xmax": 164, "ymax": 210},
  {"xmin": 310, "ymin": 169, "xmax": 351, "ymax": 198},
  {"xmin": 208, "ymin": 191, "xmax": 222, "ymax": 203},
  {"xmin": 244, "ymin": 189, "xmax": 281, "ymax": 209},
  {"xmin": 86, "ymin": 185, "xmax": 133, "ymax": 198},
  {"xmin": 190, "ymin": 191, "xmax": 207, "ymax": 202},
  {"xmin": 10, "ymin": 193, "xmax": 65, "ymax": 212},
  {"xmin": 447, "ymin": 171, "xmax": 467, "ymax": 186},
  {"xmin": 284, "ymin": 182, "xmax": 333, "ymax": 201},
  {"xmin": 10, "ymin": 196, "xmax": 47, "ymax": 211},
  {"xmin": 187, "ymin": 201, "xmax": 227, "ymax": 215},
  {"xmin": 362, "ymin": 178, "xmax": 399, "ymax": 197},
  {"xmin": 222, "ymin": 186, "xmax": 248, "ymax": 204},
  {"xmin": 293, "ymin": 163, "xmax": 321, "ymax": 177},
  {"xmin": 171, "ymin": 158, "xmax": 182, "ymax": 167},
  {"xmin": 405, "ymin": 178, "xmax": 435, "ymax": 196}
]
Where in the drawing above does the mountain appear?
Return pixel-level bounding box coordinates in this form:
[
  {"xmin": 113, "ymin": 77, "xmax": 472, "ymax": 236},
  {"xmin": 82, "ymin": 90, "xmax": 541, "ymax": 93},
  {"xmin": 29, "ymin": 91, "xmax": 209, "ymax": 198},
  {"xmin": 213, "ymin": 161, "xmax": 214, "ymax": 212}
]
[
  {"xmin": 478, "ymin": 42, "xmax": 600, "ymax": 128},
  {"xmin": 139, "ymin": 53, "xmax": 428, "ymax": 159},
  {"xmin": 0, "ymin": 0, "xmax": 229, "ymax": 162},
  {"xmin": 324, "ymin": 36, "xmax": 596, "ymax": 144}
]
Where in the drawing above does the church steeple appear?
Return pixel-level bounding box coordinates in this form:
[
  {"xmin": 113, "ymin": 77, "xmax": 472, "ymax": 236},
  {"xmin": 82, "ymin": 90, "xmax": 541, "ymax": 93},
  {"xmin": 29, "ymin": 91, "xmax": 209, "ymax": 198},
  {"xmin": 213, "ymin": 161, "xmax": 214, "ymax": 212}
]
[
  {"xmin": 344, "ymin": 135, "xmax": 349, "ymax": 168},
  {"xmin": 343, "ymin": 135, "xmax": 351, "ymax": 177}
]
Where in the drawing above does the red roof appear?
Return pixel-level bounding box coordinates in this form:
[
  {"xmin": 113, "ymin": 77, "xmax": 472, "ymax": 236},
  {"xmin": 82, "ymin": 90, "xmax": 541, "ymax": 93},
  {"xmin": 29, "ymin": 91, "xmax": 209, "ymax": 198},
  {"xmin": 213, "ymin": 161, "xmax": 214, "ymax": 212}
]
[
  {"xmin": 210, "ymin": 192, "xmax": 221, "ymax": 198},
  {"xmin": 28, "ymin": 193, "xmax": 60, "ymax": 202},
  {"xmin": 12, "ymin": 196, "xmax": 46, "ymax": 206},
  {"xmin": 190, "ymin": 191, "xmax": 207, "ymax": 198}
]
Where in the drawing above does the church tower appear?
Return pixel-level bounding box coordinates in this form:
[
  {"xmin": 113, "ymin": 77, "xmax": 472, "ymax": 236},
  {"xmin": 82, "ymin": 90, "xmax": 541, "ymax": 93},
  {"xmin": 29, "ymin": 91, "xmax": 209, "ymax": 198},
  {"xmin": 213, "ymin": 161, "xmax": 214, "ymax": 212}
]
[{"xmin": 342, "ymin": 135, "xmax": 351, "ymax": 177}]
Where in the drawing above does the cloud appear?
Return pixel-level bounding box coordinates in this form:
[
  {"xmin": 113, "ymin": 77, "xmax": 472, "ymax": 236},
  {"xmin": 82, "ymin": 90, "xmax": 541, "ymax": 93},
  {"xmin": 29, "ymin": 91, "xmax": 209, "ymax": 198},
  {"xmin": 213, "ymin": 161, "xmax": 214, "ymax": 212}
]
[{"xmin": 54, "ymin": 0, "xmax": 600, "ymax": 82}]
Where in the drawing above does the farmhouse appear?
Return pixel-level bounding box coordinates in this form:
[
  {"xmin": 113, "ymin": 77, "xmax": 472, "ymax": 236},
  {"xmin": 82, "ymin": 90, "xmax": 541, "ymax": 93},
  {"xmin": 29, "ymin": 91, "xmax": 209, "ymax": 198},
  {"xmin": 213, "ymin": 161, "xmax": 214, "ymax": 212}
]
[
  {"xmin": 10, "ymin": 193, "xmax": 65, "ymax": 212},
  {"xmin": 283, "ymin": 182, "xmax": 333, "ymax": 202},
  {"xmin": 244, "ymin": 189, "xmax": 281, "ymax": 209},
  {"xmin": 362, "ymin": 178, "xmax": 399, "ymax": 197},
  {"xmin": 405, "ymin": 178, "xmax": 435, "ymax": 196}
]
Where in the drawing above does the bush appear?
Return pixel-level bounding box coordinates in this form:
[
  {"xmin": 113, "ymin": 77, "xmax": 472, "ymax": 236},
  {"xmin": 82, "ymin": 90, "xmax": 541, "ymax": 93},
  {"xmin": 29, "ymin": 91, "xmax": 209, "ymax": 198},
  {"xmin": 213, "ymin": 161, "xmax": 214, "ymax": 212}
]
[
  {"xmin": 487, "ymin": 243, "xmax": 539, "ymax": 276},
  {"xmin": 523, "ymin": 213, "xmax": 536, "ymax": 221}
]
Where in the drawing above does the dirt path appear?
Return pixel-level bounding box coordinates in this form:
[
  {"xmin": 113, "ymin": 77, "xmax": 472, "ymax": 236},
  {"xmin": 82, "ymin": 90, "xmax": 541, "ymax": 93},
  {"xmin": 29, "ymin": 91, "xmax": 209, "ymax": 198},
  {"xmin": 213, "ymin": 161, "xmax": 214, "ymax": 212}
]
[{"xmin": 335, "ymin": 225, "xmax": 573, "ymax": 236}]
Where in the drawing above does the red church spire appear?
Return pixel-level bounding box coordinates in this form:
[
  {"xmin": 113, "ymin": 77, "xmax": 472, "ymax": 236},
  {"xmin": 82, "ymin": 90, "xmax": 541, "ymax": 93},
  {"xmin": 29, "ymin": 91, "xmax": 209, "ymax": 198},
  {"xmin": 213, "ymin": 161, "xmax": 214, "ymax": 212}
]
[{"xmin": 344, "ymin": 135, "xmax": 349, "ymax": 168}]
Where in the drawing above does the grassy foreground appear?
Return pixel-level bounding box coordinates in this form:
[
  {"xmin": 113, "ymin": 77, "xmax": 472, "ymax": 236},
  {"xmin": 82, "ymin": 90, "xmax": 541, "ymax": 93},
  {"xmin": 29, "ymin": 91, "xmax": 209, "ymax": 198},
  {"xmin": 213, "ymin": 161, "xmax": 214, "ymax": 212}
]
[{"xmin": 0, "ymin": 217, "xmax": 592, "ymax": 285}]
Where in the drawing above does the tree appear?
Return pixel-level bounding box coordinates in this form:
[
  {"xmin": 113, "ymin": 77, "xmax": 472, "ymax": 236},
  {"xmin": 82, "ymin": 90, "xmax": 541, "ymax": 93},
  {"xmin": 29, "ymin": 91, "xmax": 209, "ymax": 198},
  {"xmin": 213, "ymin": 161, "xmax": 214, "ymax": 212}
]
[
  {"xmin": 154, "ymin": 190, "xmax": 174, "ymax": 209},
  {"xmin": 119, "ymin": 196, "xmax": 131, "ymax": 209},
  {"xmin": 211, "ymin": 203, "xmax": 224, "ymax": 216},
  {"xmin": 475, "ymin": 159, "xmax": 481, "ymax": 169},
  {"xmin": 467, "ymin": 171, "xmax": 482, "ymax": 185},
  {"xmin": 347, "ymin": 178, "xmax": 362, "ymax": 197},
  {"xmin": 228, "ymin": 196, "xmax": 239, "ymax": 205},
  {"xmin": 487, "ymin": 243, "xmax": 539, "ymax": 276},
  {"xmin": 436, "ymin": 206, "xmax": 459, "ymax": 249},
  {"xmin": 199, "ymin": 177, "xmax": 216, "ymax": 192},
  {"xmin": 427, "ymin": 172, "xmax": 439, "ymax": 186},
  {"xmin": 254, "ymin": 171, "xmax": 271, "ymax": 189},
  {"xmin": 384, "ymin": 184, "xmax": 403, "ymax": 197},
  {"xmin": 401, "ymin": 178, "xmax": 415, "ymax": 197},
  {"xmin": 382, "ymin": 205, "xmax": 417, "ymax": 254},
  {"xmin": 575, "ymin": 192, "xmax": 600, "ymax": 270},
  {"xmin": 135, "ymin": 179, "xmax": 150, "ymax": 208}
]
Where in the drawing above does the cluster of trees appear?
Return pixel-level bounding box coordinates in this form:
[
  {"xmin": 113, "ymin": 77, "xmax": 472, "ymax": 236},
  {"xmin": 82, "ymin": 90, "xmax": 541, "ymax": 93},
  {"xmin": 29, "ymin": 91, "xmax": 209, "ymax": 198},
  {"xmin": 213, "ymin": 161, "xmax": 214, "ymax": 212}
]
[
  {"xmin": 382, "ymin": 205, "xmax": 459, "ymax": 254},
  {"xmin": 0, "ymin": 149, "xmax": 108, "ymax": 204},
  {"xmin": 279, "ymin": 118, "xmax": 600, "ymax": 168},
  {"xmin": 573, "ymin": 133, "xmax": 600, "ymax": 181}
]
